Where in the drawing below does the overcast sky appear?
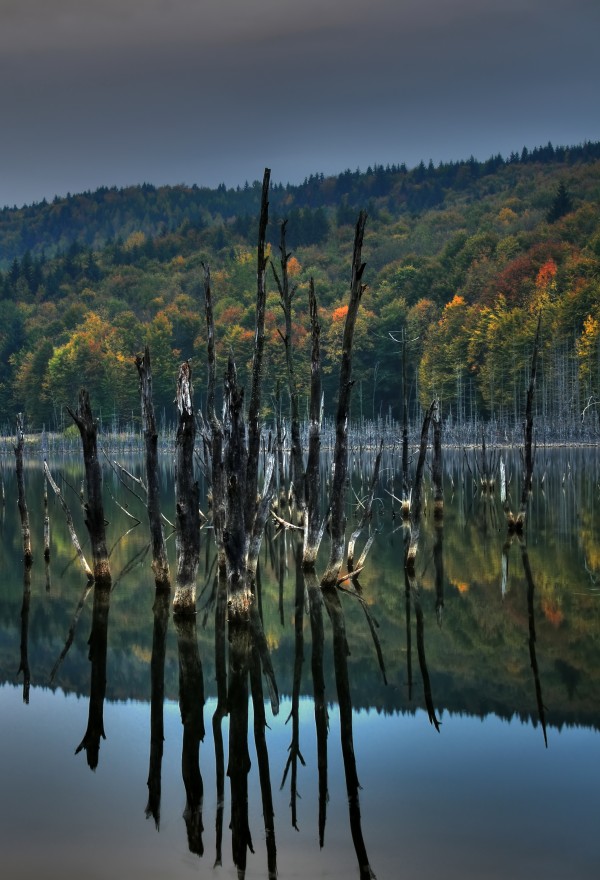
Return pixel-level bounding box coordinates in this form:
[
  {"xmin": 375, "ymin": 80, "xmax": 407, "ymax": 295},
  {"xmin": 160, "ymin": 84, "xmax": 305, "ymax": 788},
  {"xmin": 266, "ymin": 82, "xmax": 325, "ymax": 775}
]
[{"xmin": 1, "ymin": 0, "xmax": 599, "ymax": 208}]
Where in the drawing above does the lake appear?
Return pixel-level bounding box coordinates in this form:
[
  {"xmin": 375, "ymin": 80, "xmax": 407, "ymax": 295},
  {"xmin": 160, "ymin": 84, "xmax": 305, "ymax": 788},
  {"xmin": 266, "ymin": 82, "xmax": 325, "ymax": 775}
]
[{"xmin": 0, "ymin": 445, "xmax": 599, "ymax": 879}]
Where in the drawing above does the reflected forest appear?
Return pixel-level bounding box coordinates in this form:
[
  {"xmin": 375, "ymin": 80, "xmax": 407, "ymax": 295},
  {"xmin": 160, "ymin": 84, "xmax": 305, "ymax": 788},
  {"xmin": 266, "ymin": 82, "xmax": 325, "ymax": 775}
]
[{"xmin": 2, "ymin": 171, "xmax": 599, "ymax": 880}]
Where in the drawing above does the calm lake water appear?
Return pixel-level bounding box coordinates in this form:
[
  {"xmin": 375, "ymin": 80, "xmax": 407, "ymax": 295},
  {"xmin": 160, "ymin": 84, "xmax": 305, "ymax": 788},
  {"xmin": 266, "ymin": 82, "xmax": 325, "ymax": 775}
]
[{"xmin": 0, "ymin": 446, "xmax": 599, "ymax": 879}]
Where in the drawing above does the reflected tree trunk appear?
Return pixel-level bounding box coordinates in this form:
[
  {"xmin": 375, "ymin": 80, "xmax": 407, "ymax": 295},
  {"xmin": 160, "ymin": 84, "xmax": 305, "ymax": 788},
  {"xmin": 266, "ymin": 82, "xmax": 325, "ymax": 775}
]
[
  {"xmin": 212, "ymin": 568, "xmax": 228, "ymax": 867},
  {"xmin": 250, "ymin": 644, "xmax": 278, "ymax": 879},
  {"xmin": 18, "ymin": 562, "xmax": 31, "ymax": 704},
  {"xmin": 145, "ymin": 588, "xmax": 170, "ymax": 829},
  {"xmin": 76, "ymin": 583, "xmax": 111, "ymax": 769},
  {"xmin": 520, "ymin": 540, "xmax": 548, "ymax": 747},
  {"xmin": 322, "ymin": 584, "xmax": 376, "ymax": 879},
  {"xmin": 280, "ymin": 545, "xmax": 306, "ymax": 830},
  {"xmin": 175, "ymin": 614, "xmax": 205, "ymax": 855},
  {"xmin": 227, "ymin": 621, "xmax": 253, "ymax": 875},
  {"xmin": 306, "ymin": 566, "xmax": 329, "ymax": 847}
]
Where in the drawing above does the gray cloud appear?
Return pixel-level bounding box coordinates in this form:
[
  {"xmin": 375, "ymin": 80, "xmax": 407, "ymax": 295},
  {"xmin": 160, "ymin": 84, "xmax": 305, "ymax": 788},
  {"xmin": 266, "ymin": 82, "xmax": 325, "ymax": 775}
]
[{"xmin": 1, "ymin": 0, "xmax": 599, "ymax": 206}]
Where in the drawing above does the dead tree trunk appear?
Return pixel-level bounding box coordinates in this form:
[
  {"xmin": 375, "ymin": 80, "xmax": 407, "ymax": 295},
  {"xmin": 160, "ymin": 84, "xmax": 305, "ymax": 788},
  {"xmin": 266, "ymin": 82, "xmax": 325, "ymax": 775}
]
[
  {"xmin": 515, "ymin": 312, "xmax": 542, "ymax": 531},
  {"xmin": 401, "ymin": 331, "xmax": 410, "ymax": 510},
  {"xmin": 202, "ymin": 262, "xmax": 226, "ymax": 578},
  {"xmin": 44, "ymin": 461, "xmax": 93, "ymax": 579},
  {"xmin": 244, "ymin": 168, "xmax": 270, "ymax": 540},
  {"xmin": 272, "ymin": 218, "xmax": 304, "ymax": 516},
  {"xmin": 135, "ymin": 346, "xmax": 171, "ymax": 590},
  {"xmin": 405, "ymin": 400, "xmax": 436, "ymax": 572},
  {"xmin": 321, "ymin": 211, "xmax": 368, "ymax": 588},
  {"xmin": 14, "ymin": 414, "xmax": 32, "ymax": 566},
  {"xmin": 173, "ymin": 360, "xmax": 200, "ymax": 615},
  {"xmin": 67, "ymin": 390, "xmax": 111, "ymax": 586},
  {"xmin": 303, "ymin": 278, "xmax": 323, "ymax": 567},
  {"xmin": 432, "ymin": 400, "xmax": 443, "ymax": 519}
]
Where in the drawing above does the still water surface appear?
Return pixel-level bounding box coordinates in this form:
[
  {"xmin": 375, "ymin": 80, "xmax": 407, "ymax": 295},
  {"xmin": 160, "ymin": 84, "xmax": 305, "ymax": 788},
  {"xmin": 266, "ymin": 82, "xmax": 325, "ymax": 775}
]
[{"xmin": 0, "ymin": 447, "xmax": 598, "ymax": 879}]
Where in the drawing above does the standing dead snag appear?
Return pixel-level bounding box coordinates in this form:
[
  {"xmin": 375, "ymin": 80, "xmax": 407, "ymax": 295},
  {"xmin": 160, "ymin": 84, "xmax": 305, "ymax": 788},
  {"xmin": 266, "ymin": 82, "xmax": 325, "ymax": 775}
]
[
  {"xmin": 516, "ymin": 312, "xmax": 542, "ymax": 531},
  {"xmin": 405, "ymin": 400, "xmax": 437, "ymax": 573},
  {"xmin": 321, "ymin": 211, "xmax": 368, "ymax": 588},
  {"xmin": 303, "ymin": 278, "xmax": 323, "ymax": 567},
  {"xmin": 67, "ymin": 390, "xmax": 111, "ymax": 586},
  {"xmin": 272, "ymin": 218, "xmax": 304, "ymax": 517},
  {"xmin": 432, "ymin": 401, "xmax": 443, "ymax": 518},
  {"xmin": 135, "ymin": 346, "xmax": 171, "ymax": 590},
  {"xmin": 173, "ymin": 360, "xmax": 201, "ymax": 615},
  {"xmin": 14, "ymin": 414, "xmax": 32, "ymax": 566},
  {"xmin": 201, "ymin": 262, "xmax": 226, "ymax": 578}
]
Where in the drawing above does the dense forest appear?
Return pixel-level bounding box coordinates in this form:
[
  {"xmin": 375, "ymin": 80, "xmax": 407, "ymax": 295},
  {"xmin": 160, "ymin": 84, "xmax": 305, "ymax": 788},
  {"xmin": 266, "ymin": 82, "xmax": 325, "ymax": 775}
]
[{"xmin": 1, "ymin": 140, "xmax": 599, "ymax": 437}]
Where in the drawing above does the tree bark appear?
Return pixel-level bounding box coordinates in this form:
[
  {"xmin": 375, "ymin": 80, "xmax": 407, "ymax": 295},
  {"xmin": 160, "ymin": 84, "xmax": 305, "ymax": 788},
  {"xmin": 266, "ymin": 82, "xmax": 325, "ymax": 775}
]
[
  {"xmin": 135, "ymin": 346, "xmax": 171, "ymax": 590},
  {"xmin": 173, "ymin": 361, "xmax": 200, "ymax": 614},
  {"xmin": 272, "ymin": 218, "xmax": 304, "ymax": 516},
  {"xmin": 67, "ymin": 390, "xmax": 111, "ymax": 585},
  {"xmin": 14, "ymin": 414, "xmax": 32, "ymax": 566},
  {"xmin": 202, "ymin": 262, "xmax": 226, "ymax": 577},
  {"xmin": 405, "ymin": 400, "xmax": 436, "ymax": 572},
  {"xmin": 321, "ymin": 211, "xmax": 368, "ymax": 587},
  {"xmin": 244, "ymin": 168, "xmax": 270, "ymax": 537},
  {"xmin": 303, "ymin": 278, "xmax": 323, "ymax": 567},
  {"xmin": 432, "ymin": 399, "xmax": 443, "ymax": 518},
  {"xmin": 516, "ymin": 312, "xmax": 542, "ymax": 531}
]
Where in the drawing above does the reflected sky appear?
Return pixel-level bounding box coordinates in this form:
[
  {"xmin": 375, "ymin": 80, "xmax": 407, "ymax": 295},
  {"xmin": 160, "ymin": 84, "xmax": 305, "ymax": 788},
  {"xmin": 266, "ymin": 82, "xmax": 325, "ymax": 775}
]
[{"xmin": 1, "ymin": 686, "xmax": 598, "ymax": 879}]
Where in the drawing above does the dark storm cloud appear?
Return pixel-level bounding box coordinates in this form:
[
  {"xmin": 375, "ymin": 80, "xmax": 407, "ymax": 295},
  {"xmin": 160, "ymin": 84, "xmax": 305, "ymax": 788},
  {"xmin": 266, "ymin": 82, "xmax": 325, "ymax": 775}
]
[{"xmin": 1, "ymin": 0, "xmax": 599, "ymax": 207}]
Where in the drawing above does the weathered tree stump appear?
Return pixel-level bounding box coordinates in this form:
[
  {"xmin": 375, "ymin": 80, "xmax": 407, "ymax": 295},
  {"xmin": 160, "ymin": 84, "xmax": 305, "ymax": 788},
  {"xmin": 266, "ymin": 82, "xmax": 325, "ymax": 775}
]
[
  {"xmin": 173, "ymin": 360, "xmax": 200, "ymax": 615},
  {"xmin": 136, "ymin": 346, "xmax": 171, "ymax": 591},
  {"xmin": 67, "ymin": 390, "xmax": 111, "ymax": 586}
]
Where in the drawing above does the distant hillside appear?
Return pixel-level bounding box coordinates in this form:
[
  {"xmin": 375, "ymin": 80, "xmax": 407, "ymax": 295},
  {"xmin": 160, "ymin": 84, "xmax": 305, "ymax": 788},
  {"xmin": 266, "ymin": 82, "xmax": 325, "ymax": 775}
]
[
  {"xmin": 0, "ymin": 140, "xmax": 599, "ymax": 435},
  {"xmin": 2, "ymin": 140, "xmax": 600, "ymax": 267}
]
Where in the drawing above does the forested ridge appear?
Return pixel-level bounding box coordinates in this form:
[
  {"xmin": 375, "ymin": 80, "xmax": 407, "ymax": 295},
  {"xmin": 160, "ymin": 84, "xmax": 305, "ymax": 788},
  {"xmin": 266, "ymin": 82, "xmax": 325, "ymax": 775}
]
[{"xmin": 1, "ymin": 140, "xmax": 599, "ymax": 436}]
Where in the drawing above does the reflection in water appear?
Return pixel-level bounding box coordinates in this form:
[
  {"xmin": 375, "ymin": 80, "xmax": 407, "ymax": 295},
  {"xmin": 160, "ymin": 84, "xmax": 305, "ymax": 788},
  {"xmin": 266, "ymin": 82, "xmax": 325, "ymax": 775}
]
[
  {"xmin": 75, "ymin": 584, "xmax": 111, "ymax": 769},
  {"xmin": 0, "ymin": 450, "xmax": 599, "ymax": 878},
  {"xmin": 18, "ymin": 562, "xmax": 31, "ymax": 704},
  {"xmin": 146, "ymin": 587, "xmax": 170, "ymax": 828},
  {"xmin": 175, "ymin": 614, "xmax": 205, "ymax": 856},
  {"xmin": 520, "ymin": 539, "xmax": 548, "ymax": 748},
  {"xmin": 322, "ymin": 582, "xmax": 377, "ymax": 880}
]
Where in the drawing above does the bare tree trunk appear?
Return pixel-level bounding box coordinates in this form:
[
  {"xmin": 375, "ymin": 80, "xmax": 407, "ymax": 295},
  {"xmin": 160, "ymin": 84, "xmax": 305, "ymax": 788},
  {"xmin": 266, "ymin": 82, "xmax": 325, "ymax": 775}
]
[
  {"xmin": 303, "ymin": 278, "xmax": 323, "ymax": 567},
  {"xmin": 202, "ymin": 262, "xmax": 226, "ymax": 577},
  {"xmin": 347, "ymin": 439, "xmax": 382, "ymax": 572},
  {"xmin": 67, "ymin": 390, "xmax": 111, "ymax": 586},
  {"xmin": 44, "ymin": 461, "xmax": 93, "ymax": 579},
  {"xmin": 272, "ymin": 218, "xmax": 304, "ymax": 516},
  {"xmin": 405, "ymin": 400, "xmax": 436, "ymax": 572},
  {"xmin": 516, "ymin": 312, "xmax": 542, "ymax": 531},
  {"xmin": 432, "ymin": 400, "xmax": 443, "ymax": 518},
  {"xmin": 14, "ymin": 414, "xmax": 32, "ymax": 566},
  {"xmin": 135, "ymin": 346, "xmax": 170, "ymax": 590},
  {"xmin": 322, "ymin": 211, "xmax": 368, "ymax": 587},
  {"xmin": 244, "ymin": 168, "xmax": 270, "ymax": 538},
  {"xmin": 402, "ymin": 333, "xmax": 410, "ymax": 507},
  {"xmin": 173, "ymin": 361, "xmax": 200, "ymax": 614}
]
